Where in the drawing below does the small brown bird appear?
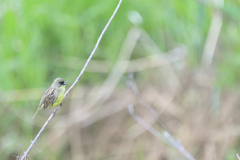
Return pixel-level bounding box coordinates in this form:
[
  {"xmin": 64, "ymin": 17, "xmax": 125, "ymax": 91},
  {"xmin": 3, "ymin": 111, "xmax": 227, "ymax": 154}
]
[{"xmin": 32, "ymin": 78, "xmax": 67, "ymax": 119}]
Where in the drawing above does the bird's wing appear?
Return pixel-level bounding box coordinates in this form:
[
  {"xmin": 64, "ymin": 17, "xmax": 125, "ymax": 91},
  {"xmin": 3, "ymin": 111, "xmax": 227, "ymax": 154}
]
[
  {"xmin": 43, "ymin": 87, "xmax": 56, "ymax": 109},
  {"xmin": 32, "ymin": 87, "xmax": 56, "ymax": 119}
]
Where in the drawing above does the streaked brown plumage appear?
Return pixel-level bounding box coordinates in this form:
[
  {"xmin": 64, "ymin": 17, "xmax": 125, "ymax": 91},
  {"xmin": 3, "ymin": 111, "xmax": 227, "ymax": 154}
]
[{"xmin": 32, "ymin": 78, "xmax": 67, "ymax": 119}]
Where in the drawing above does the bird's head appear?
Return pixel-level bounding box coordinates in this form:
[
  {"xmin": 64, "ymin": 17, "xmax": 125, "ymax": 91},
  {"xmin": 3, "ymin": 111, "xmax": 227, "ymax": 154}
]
[{"xmin": 52, "ymin": 78, "xmax": 67, "ymax": 88}]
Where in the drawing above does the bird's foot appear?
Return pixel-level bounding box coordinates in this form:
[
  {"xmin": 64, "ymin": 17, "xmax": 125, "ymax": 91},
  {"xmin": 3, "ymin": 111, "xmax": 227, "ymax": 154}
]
[{"xmin": 49, "ymin": 108, "xmax": 54, "ymax": 114}]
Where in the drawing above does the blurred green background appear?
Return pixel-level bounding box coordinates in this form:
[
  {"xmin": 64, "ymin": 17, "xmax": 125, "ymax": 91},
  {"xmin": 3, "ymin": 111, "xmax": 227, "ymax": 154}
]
[{"xmin": 1, "ymin": 0, "xmax": 240, "ymax": 160}]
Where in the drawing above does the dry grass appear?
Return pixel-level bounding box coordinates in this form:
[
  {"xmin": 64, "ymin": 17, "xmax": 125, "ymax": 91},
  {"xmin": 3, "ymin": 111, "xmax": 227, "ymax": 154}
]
[{"xmin": 36, "ymin": 69, "xmax": 240, "ymax": 160}]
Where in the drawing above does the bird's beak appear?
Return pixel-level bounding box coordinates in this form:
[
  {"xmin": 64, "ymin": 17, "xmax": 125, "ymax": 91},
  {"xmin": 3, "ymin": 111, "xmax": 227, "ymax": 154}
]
[{"xmin": 63, "ymin": 81, "xmax": 67, "ymax": 85}]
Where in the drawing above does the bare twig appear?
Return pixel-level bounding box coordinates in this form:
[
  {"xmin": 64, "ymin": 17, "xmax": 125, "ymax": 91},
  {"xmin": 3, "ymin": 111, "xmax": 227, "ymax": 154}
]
[
  {"xmin": 128, "ymin": 104, "xmax": 168, "ymax": 143},
  {"xmin": 125, "ymin": 75, "xmax": 195, "ymax": 159},
  {"xmin": 19, "ymin": 0, "xmax": 122, "ymax": 159},
  {"xmin": 65, "ymin": 0, "xmax": 122, "ymax": 98},
  {"xmin": 124, "ymin": 74, "xmax": 173, "ymax": 134},
  {"xmin": 128, "ymin": 104, "xmax": 195, "ymax": 160},
  {"xmin": 237, "ymin": 153, "xmax": 240, "ymax": 160}
]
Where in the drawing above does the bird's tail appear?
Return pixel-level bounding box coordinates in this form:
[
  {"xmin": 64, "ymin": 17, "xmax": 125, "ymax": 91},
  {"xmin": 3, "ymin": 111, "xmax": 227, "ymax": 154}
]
[{"xmin": 32, "ymin": 106, "xmax": 41, "ymax": 119}]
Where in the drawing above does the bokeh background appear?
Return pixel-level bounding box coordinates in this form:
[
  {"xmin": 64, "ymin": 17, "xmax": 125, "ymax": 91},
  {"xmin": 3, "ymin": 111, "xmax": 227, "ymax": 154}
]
[{"xmin": 1, "ymin": 0, "xmax": 240, "ymax": 159}]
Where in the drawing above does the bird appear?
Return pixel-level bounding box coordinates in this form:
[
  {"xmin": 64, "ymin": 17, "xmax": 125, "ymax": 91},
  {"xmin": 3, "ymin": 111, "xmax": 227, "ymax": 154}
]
[{"xmin": 32, "ymin": 78, "xmax": 67, "ymax": 119}]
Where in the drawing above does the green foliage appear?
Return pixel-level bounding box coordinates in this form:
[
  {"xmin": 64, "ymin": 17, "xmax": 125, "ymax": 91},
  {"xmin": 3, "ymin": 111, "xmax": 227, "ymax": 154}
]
[{"xmin": 0, "ymin": 0, "xmax": 214, "ymax": 91}]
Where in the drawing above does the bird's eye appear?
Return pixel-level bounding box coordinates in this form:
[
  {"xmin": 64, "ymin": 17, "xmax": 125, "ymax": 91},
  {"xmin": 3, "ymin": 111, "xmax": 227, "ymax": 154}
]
[{"xmin": 59, "ymin": 81, "xmax": 65, "ymax": 85}]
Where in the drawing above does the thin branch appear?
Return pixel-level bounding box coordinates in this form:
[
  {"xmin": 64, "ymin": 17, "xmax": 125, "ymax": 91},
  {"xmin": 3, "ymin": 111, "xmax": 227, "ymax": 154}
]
[
  {"xmin": 237, "ymin": 153, "xmax": 240, "ymax": 160},
  {"xmin": 19, "ymin": 0, "xmax": 122, "ymax": 159},
  {"xmin": 128, "ymin": 104, "xmax": 168, "ymax": 143},
  {"xmin": 125, "ymin": 75, "xmax": 195, "ymax": 159},
  {"xmin": 65, "ymin": 0, "xmax": 122, "ymax": 98},
  {"xmin": 124, "ymin": 74, "xmax": 173, "ymax": 134},
  {"xmin": 128, "ymin": 104, "xmax": 195, "ymax": 160}
]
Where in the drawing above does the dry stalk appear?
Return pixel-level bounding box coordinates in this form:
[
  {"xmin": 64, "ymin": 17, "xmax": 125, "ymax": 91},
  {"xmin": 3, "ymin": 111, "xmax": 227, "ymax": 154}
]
[
  {"xmin": 125, "ymin": 75, "xmax": 195, "ymax": 160},
  {"xmin": 128, "ymin": 104, "xmax": 195, "ymax": 160}
]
